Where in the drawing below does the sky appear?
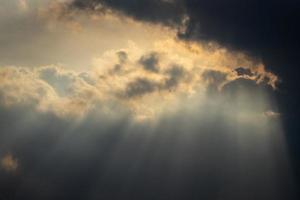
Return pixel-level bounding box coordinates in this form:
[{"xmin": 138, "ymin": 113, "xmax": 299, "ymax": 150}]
[{"xmin": 0, "ymin": 0, "xmax": 299, "ymax": 199}]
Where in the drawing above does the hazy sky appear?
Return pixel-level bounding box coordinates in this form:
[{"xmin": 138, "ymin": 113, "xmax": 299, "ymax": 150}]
[{"xmin": 0, "ymin": 1, "xmax": 299, "ymax": 200}]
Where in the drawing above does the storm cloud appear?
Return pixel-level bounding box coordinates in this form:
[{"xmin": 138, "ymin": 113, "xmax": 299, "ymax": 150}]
[{"xmin": 70, "ymin": 0, "xmax": 186, "ymax": 27}]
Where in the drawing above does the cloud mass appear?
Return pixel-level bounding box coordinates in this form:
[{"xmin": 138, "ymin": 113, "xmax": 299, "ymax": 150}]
[{"xmin": 0, "ymin": 1, "xmax": 299, "ymax": 200}]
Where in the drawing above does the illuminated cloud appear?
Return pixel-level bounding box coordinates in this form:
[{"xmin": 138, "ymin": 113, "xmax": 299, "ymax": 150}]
[
  {"xmin": 264, "ymin": 110, "xmax": 280, "ymax": 118},
  {"xmin": 0, "ymin": 1, "xmax": 278, "ymax": 120},
  {"xmin": 0, "ymin": 36, "xmax": 277, "ymax": 120},
  {"xmin": 1, "ymin": 154, "xmax": 18, "ymax": 173}
]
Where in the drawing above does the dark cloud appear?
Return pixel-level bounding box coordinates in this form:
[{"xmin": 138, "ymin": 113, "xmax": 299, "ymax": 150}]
[
  {"xmin": 122, "ymin": 64, "xmax": 186, "ymax": 98},
  {"xmin": 70, "ymin": 0, "xmax": 186, "ymax": 27},
  {"xmin": 163, "ymin": 65, "xmax": 185, "ymax": 90},
  {"xmin": 68, "ymin": 0, "xmax": 299, "ymax": 60},
  {"xmin": 117, "ymin": 51, "xmax": 128, "ymax": 64},
  {"xmin": 124, "ymin": 78, "xmax": 158, "ymax": 97},
  {"xmin": 235, "ymin": 67, "xmax": 254, "ymax": 77},
  {"xmin": 68, "ymin": 0, "xmax": 300, "ymax": 73},
  {"xmin": 138, "ymin": 52, "xmax": 160, "ymax": 73},
  {"xmin": 113, "ymin": 51, "xmax": 128, "ymax": 72}
]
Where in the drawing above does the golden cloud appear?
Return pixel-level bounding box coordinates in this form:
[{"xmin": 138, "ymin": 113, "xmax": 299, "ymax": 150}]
[
  {"xmin": 0, "ymin": 38, "xmax": 277, "ymax": 120},
  {"xmin": 0, "ymin": 2, "xmax": 278, "ymax": 120},
  {"xmin": 1, "ymin": 153, "xmax": 18, "ymax": 173}
]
